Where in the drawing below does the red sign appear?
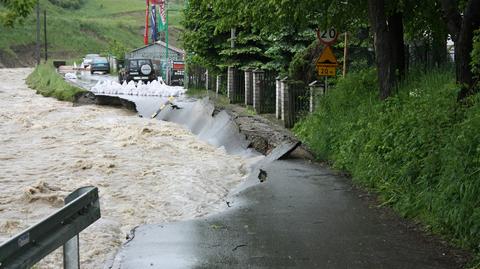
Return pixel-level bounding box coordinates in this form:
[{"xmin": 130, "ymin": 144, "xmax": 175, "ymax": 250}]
[
  {"xmin": 316, "ymin": 28, "xmax": 339, "ymax": 46},
  {"xmin": 173, "ymin": 62, "xmax": 184, "ymax": 70}
]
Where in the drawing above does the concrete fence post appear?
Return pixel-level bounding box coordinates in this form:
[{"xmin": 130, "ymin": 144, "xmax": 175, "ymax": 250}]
[
  {"xmin": 281, "ymin": 77, "xmax": 294, "ymax": 128},
  {"xmin": 205, "ymin": 69, "xmax": 209, "ymax": 90},
  {"xmin": 280, "ymin": 76, "xmax": 288, "ymax": 121},
  {"xmin": 216, "ymin": 75, "xmax": 222, "ymax": 97},
  {"xmin": 308, "ymin": 80, "xmax": 324, "ymax": 114},
  {"xmin": 253, "ymin": 69, "xmax": 265, "ymax": 113},
  {"xmin": 245, "ymin": 69, "xmax": 253, "ymax": 106},
  {"xmin": 276, "ymin": 76, "xmax": 282, "ymax": 119},
  {"xmin": 227, "ymin": 67, "xmax": 235, "ymax": 100}
]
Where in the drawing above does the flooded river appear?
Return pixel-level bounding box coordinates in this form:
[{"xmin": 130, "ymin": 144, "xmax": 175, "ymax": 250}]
[{"xmin": 0, "ymin": 69, "xmax": 248, "ymax": 268}]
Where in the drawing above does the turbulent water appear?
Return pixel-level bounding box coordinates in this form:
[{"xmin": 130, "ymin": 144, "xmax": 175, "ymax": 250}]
[{"xmin": 0, "ymin": 69, "xmax": 248, "ymax": 268}]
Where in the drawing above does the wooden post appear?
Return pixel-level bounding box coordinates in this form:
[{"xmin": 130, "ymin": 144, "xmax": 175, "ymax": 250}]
[{"xmin": 343, "ymin": 32, "xmax": 348, "ymax": 77}]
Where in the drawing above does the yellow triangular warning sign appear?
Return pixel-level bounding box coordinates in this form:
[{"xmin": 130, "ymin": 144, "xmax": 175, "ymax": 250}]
[{"xmin": 316, "ymin": 46, "xmax": 338, "ymax": 65}]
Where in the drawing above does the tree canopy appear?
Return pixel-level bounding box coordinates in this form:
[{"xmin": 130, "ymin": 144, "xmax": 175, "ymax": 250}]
[
  {"xmin": 0, "ymin": 0, "xmax": 36, "ymax": 27},
  {"xmin": 183, "ymin": 0, "xmax": 479, "ymax": 99}
]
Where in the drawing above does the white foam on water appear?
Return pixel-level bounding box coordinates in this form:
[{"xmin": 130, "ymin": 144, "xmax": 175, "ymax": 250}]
[
  {"xmin": 65, "ymin": 72, "xmax": 77, "ymax": 80},
  {"xmin": 0, "ymin": 68, "xmax": 248, "ymax": 269},
  {"xmin": 90, "ymin": 78, "xmax": 186, "ymax": 97}
]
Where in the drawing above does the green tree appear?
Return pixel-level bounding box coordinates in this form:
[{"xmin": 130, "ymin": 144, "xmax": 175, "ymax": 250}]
[
  {"xmin": 438, "ymin": 0, "xmax": 480, "ymax": 100},
  {"xmin": 0, "ymin": 0, "xmax": 36, "ymax": 27}
]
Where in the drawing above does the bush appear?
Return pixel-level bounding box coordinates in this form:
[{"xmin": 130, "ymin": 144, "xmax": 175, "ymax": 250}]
[
  {"xmin": 294, "ymin": 67, "xmax": 480, "ymax": 257},
  {"xmin": 48, "ymin": 0, "xmax": 86, "ymax": 9},
  {"xmin": 26, "ymin": 63, "xmax": 86, "ymax": 102}
]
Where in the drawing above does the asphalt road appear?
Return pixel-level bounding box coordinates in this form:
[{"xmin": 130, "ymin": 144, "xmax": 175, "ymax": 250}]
[{"xmin": 110, "ymin": 156, "xmax": 465, "ymax": 269}]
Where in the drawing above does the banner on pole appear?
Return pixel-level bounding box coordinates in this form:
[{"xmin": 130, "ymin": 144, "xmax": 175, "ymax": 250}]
[
  {"xmin": 151, "ymin": 4, "xmax": 157, "ymax": 42},
  {"xmin": 144, "ymin": 0, "xmax": 149, "ymax": 45}
]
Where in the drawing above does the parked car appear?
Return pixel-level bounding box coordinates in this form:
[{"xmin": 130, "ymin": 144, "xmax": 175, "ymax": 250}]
[
  {"xmin": 82, "ymin": 54, "xmax": 100, "ymax": 68},
  {"xmin": 90, "ymin": 57, "xmax": 110, "ymax": 74},
  {"xmin": 118, "ymin": 58, "xmax": 157, "ymax": 84}
]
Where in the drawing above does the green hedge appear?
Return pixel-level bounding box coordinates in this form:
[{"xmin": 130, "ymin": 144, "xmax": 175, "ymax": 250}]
[
  {"xmin": 26, "ymin": 63, "xmax": 86, "ymax": 102},
  {"xmin": 48, "ymin": 0, "xmax": 86, "ymax": 9},
  {"xmin": 294, "ymin": 68, "xmax": 480, "ymax": 260}
]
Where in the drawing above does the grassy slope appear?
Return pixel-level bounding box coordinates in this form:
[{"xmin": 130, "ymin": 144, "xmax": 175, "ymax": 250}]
[
  {"xmin": 294, "ymin": 68, "xmax": 480, "ymax": 267},
  {"xmin": 26, "ymin": 62, "xmax": 86, "ymax": 101},
  {"xmin": 0, "ymin": 0, "xmax": 184, "ymax": 67}
]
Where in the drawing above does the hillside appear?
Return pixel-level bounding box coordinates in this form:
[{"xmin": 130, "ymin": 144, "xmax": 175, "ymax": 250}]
[{"xmin": 0, "ymin": 0, "xmax": 184, "ymax": 67}]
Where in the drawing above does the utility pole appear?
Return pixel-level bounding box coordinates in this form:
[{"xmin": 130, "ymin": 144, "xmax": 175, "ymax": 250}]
[
  {"xmin": 44, "ymin": 10, "xmax": 48, "ymax": 62},
  {"xmin": 165, "ymin": 0, "xmax": 170, "ymax": 84},
  {"xmin": 35, "ymin": 0, "xmax": 40, "ymax": 65}
]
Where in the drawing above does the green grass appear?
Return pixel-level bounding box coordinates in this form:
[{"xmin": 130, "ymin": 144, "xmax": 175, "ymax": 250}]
[
  {"xmin": 0, "ymin": 0, "xmax": 184, "ymax": 66},
  {"xmin": 26, "ymin": 62, "xmax": 86, "ymax": 102},
  {"xmin": 186, "ymin": 87, "xmax": 230, "ymax": 107},
  {"xmin": 294, "ymin": 67, "xmax": 480, "ymax": 267}
]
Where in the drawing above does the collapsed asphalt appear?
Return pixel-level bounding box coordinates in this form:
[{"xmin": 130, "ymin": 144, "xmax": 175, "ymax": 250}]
[{"xmin": 68, "ymin": 72, "xmax": 468, "ymax": 268}]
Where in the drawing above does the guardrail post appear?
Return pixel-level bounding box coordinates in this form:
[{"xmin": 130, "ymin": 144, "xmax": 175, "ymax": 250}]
[
  {"xmin": 63, "ymin": 187, "xmax": 93, "ymax": 269},
  {"xmin": 0, "ymin": 186, "xmax": 100, "ymax": 269},
  {"xmin": 64, "ymin": 237, "xmax": 79, "ymax": 269}
]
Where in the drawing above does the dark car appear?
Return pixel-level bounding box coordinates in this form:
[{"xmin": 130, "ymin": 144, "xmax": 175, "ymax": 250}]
[
  {"xmin": 119, "ymin": 58, "xmax": 157, "ymax": 84},
  {"xmin": 90, "ymin": 57, "xmax": 110, "ymax": 74}
]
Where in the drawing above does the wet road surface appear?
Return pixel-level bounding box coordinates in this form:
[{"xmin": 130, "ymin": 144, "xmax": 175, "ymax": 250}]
[{"xmin": 111, "ymin": 158, "xmax": 465, "ymax": 269}]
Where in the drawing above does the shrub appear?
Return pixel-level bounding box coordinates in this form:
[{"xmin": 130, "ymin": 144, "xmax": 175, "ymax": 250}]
[
  {"xmin": 48, "ymin": 0, "xmax": 86, "ymax": 9},
  {"xmin": 294, "ymin": 67, "xmax": 480, "ymax": 256}
]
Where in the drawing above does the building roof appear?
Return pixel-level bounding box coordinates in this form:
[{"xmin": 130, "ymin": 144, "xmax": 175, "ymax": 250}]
[{"xmin": 129, "ymin": 42, "xmax": 185, "ymax": 56}]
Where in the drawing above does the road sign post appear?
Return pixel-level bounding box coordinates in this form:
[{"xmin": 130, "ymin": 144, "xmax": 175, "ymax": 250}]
[
  {"xmin": 315, "ymin": 46, "xmax": 338, "ymax": 78},
  {"xmin": 317, "ymin": 27, "xmax": 339, "ymax": 46},
  {"xmin": 315, "ymin": 27, "xmax": 339, "ymax": 92}
]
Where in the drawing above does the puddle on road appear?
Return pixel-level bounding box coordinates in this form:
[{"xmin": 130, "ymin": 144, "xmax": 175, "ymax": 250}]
[{"xmin": 0, "ymin": 69, "xmax": 249, "ymax": 268}]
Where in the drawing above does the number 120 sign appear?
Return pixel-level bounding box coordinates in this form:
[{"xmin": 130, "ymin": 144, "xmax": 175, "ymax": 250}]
[{"xmin": 317, "ymin": 28, "xmax": 338, "ymax": 45}]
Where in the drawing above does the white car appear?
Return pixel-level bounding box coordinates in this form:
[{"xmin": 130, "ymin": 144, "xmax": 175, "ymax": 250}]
[{"xmin": 82, "ymin": 54, "xmax": 100, "ymax": 68}]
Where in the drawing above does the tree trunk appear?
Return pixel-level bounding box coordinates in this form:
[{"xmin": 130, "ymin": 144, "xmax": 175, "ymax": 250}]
[
  {"xmin": 431, "ymin": 31, "xmax": 448, "ymax": 67},
  {"xmin": 439, "ymin": 0, "xmax": 480, "ymax": 100},
  {"xmin": 368, "ymin": 0, "xmax": 404, "ymax": 100},
  {"xmin": 388, "ymin": 12, "xmax": 406, "ymax": 78}
]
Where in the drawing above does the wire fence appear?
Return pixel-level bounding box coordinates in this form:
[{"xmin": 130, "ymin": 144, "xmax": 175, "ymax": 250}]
[
  {"xmin": 231, "ymin": 69, "xmax": 245, "ymax": 104},
  {"xmin": 261, "ymin": 70, "xmax": 278, "ymax": 114}
]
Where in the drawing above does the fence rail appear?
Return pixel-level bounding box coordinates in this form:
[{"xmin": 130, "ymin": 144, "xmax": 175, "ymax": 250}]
[{"xmin": 0, "ymin": 186, "xmax": 101, "ymax": 269}]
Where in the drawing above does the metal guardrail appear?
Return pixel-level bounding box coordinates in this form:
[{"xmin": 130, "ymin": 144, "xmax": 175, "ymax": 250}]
[{"xmin": 0, "ymin": 186, "xmax": 101, "ymax": 269}]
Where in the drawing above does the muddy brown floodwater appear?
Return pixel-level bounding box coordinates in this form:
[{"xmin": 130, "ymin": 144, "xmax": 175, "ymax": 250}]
[{"xmin": 0, "ymin": 69, "xmax": 248, "ymax": 268}]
